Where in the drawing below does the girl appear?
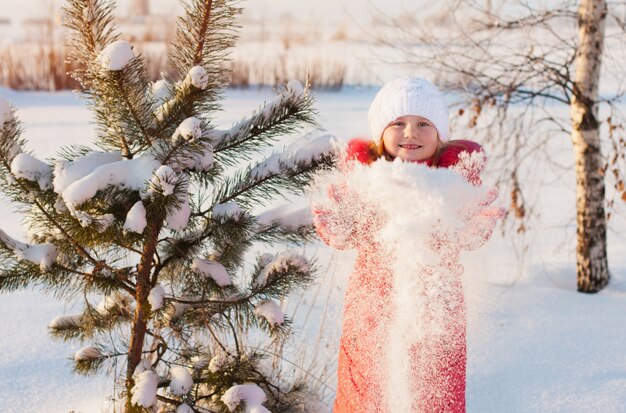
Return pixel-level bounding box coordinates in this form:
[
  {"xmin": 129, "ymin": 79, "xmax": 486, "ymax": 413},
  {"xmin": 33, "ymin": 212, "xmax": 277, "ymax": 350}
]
[{"xmin": 312, "ymin": 77, "xmax": 504, "ymax": 413}]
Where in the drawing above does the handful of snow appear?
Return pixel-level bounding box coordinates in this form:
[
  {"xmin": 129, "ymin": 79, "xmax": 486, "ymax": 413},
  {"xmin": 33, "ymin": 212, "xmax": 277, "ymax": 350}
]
[
  {"xmin": 96, "ymin": 40, "xmax": 135, "ymax": 71},
  {"xmin": 311, "ymin": 154, "xmax": 499, "ymax": 411}
]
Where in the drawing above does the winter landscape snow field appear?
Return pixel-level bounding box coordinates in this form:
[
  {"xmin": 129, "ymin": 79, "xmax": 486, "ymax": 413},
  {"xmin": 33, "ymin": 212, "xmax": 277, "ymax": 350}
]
[{"xmin": 1, "ymin": 87, "xmax": 626, "ymax": 412}]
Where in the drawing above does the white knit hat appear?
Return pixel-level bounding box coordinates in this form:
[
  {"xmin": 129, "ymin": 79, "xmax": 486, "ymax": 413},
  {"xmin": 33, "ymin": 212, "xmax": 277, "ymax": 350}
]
[{"xmin": 367, "ymin": 76, "xmax": 449, "ymax": 141}]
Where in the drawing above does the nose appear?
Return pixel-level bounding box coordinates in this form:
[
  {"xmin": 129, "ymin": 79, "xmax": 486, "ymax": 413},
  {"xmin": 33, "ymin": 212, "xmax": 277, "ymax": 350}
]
[{"xmin": 404, "ymin": 122, "xmax": 418, "ymax": 139}]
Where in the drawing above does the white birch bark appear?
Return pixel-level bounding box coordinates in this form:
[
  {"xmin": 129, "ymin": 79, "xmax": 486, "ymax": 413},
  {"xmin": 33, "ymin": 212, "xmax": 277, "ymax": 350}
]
[{"xmin": 570, "ymin": 0, "xmax": 609, "ymax": 292}]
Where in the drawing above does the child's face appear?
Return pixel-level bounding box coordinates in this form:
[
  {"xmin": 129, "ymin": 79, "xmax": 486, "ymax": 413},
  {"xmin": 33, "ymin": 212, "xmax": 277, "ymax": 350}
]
[{"xmin": 381, "ymin": 115, "xmax": 439, "ymax": 162}]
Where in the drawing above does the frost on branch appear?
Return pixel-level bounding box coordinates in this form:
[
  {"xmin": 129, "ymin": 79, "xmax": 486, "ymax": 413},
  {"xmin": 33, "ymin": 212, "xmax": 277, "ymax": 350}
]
[
  {"xmin": 221, "ymin": 383, "xmax": 269, "ymax": 412},
  {"xmin": 191, "ymin": 258, "xmax": 232, "ymax": 286},
  {"xmin": 169, "ymin": 366, "xmax": 193, "ymax": 395},
  {"xmin": 131, "ymin": 371, "xmax": 158, "ymax": 408},
  {"xmin": 0, "ymin": 228, "xmax": 57, "ymax": 270},
  {"xmin": 10, "ymin": 153, "xmax": 53, "ymax": 190},
  {"xmin": 96, "ymin": 40, "xmax": 135, "ymax": 71},
  {"xmin": 253, "ymin": 300, "xmax": 284, "ymax": 326}
]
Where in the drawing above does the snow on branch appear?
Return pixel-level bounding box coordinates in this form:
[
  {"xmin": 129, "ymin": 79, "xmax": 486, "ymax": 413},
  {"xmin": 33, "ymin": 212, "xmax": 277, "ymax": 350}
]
[
  {"xmin": 215, "ymin": 132, "xmax": 334, "ymax": 208},
  {"xmin": 221, "ymin": 383, "xmax": 269, "ymax": 413},
  {"xmin": 10, "ymin": 153, "xmax": 53, "ymax": 191},
  {"xmin": 253, "ymin": 300, "xmax": 284, "ymax": 327},
  {"xmin": 148, "ymin": 284, "xmax": 165, "ymax": 311},
  {"xmin": 250, "ymin": 133, "xmax": 335, "ymax": 180},
  {"xmin": 213, "ymin": 81, "xmax": 317, "ymax": 160},
  {"xmin": 169, "ymin": 366, "xmax": 193, "ymax": 395},
  {"xmin": 191, "ymin": 258, "xmax": 232, "ymax": 286},
  {"xmin": 131, "ymin": 370, "xmax": 158, "ymax": 408},
  {"xmin": 96, "ymin": 40, "xmax": 135, "ymax": 71},
  {"xmin": 164, "ymin": 173, "xmax": 191, "ymax": 231},
  {"xmin": 256, "ymin": 204, "xmax": 312, "ymax": 231},
  {"xmin": 0, "ymin": 228, "xmax": 57, "ymax": 270},
  {"xmin": 49, "ymin": 313, "xmax": 82, "ymax": 330},
  {"xmin": 212, "ymin": 201, "xmax": 243, "ymax": 222},
  {"xmin": 123, "ymin": 201, "xmax": 147, "ymax": 233},
  {"xmin": 74, "ymin": 346, "xmax": 103, "ymax": 361},
  {"xmin": 154, "ymin": 66, "xmax": 210, "ymax": 126},
  {"xmin": 254, "ymin": 252, "xmax": 310, "ymax": 288},
  {"xmin": 53, "ymin": 151, "xmax": 123, "ymax": 194},
  {"xmin": 61, "ymin": 155, "xmax": 160, "ymax": 209}
]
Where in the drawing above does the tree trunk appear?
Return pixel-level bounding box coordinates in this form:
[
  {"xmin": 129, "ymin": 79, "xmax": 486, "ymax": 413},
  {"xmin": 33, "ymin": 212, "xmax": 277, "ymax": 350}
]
[
  {"xmin": 570, "ymin": 0, "xmax": 609, "ymax": 293},
  {"xmin": 125, "ymin": 218, "xmax": 162, "ymax": 411}
]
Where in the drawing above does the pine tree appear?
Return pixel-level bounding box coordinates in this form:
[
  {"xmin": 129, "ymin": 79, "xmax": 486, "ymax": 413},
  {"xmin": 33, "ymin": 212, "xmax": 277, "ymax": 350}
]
[{"xmin": 0, "ymin": 0, "xmax": 334, "ymax": 411}]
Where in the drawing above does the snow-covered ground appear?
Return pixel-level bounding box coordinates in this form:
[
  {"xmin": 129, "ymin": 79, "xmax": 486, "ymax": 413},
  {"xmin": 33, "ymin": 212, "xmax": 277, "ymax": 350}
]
[{"xmin": 1, "ymin": 86, "xmax": 626, "ymax": 412}]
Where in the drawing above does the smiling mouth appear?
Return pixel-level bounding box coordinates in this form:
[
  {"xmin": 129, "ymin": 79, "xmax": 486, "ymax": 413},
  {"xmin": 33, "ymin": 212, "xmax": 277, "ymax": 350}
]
[{"xmin": 399, "ymin": 144, "xmax": 422, "ymax": 149}]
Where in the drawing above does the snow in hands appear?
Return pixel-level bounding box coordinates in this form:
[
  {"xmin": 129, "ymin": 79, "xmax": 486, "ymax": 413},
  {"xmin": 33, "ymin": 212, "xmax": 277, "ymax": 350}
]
[
  {"xmin": 311, "ymin": 151, "xmax": 504, "ymax": 410},
  {"xmin": 0, "ymin": 0, "xmax": 334, "ymax": 411}
]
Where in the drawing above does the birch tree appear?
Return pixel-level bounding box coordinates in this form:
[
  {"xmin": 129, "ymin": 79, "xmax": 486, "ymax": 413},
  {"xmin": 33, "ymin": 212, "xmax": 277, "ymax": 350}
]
[
  {"xmin": 380, "ymin": 0, "xmax": 626, "ymax": 292},
  {"xmin": 0, "ymin": 0, "xmax": 334, "ymax": 411}
]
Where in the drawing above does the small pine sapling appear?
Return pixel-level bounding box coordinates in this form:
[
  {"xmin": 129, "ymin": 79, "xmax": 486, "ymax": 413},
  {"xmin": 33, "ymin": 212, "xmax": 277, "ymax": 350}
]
[{"xmin": 0, "ymin": 0, "xmax": 335, "ymax": 412}]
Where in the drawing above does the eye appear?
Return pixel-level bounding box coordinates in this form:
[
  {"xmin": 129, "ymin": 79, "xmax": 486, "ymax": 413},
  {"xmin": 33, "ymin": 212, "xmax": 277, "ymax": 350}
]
[
  {"xmin": 418, "ymin": 121, "xmax": 431, "ymax": 127},
  {"xmin": 391, "ymin": 121, "xmax": 405, "ymax": 127}
]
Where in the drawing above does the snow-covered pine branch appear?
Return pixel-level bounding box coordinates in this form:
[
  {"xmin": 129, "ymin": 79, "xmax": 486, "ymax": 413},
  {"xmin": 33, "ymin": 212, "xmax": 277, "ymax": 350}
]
[
  {"xmin": 168, "ymin": 0, "xmax": 239, "ymax": 99},
  {"xmin": 213, "ymin": 81, "xmax": 318, "ymax": 167},
  {"xmin": 213, "ymin": 132, "xmax": 334, "ymax": 209},
  {"xmin": 252, "ymin": 204, "xmax": 316, "ymax": 245},
  {"xmin": 250, "ymin": 252, "xmax": 313, "ymax": 301},
  {"xmin": 73, "ymin": 345, "xmax": 106, "ymax": 375},
  {"xmin": 0, "ymin": 228, "xmax": 57, "ymax": 270},
  {"xmin": 1, "ymin": 0, "xmax": 335, "ymax": 410}
]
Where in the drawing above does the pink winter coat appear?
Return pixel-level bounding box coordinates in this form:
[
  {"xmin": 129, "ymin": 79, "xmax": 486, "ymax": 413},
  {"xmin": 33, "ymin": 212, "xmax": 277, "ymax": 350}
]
[{"xmin": 313, "ymin": 138, "xmax": 500, "ymax": 413}]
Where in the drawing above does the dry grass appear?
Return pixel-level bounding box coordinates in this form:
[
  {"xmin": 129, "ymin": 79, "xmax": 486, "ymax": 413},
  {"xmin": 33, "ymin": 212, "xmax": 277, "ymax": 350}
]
[{"xmin": 1, "ymin": 41, "xmax": 346, "ymax": 91}]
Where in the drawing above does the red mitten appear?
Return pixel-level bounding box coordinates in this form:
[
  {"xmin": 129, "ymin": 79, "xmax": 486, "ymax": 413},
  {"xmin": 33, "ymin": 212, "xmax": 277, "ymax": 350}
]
[{"xmin": 341, "ymin": 138, "xmax": 378, "ymax": 170}]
